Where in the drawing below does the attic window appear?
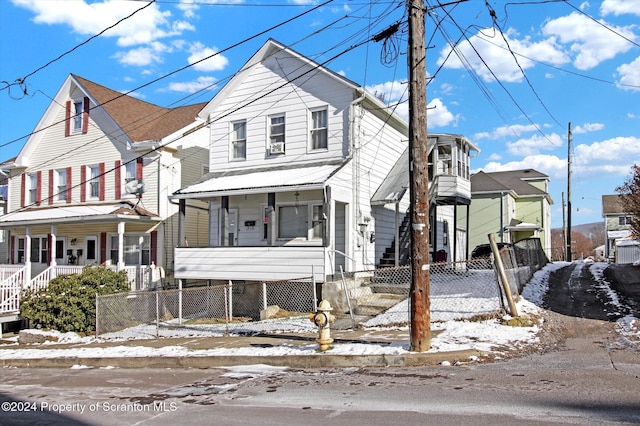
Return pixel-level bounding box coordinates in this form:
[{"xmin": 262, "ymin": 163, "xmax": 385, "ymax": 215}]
[{"xmin": 66, "ymin": 97, "xmax": 89, "ymax": 136}]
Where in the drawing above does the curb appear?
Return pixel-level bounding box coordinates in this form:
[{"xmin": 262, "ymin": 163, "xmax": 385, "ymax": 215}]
[{"xmin": 0, "ymin": 349, "xmax": 486, "ymax": 369}]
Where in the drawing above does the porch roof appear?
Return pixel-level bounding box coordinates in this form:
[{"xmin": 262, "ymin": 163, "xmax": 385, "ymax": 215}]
[
  {"xmin": 171, "ymin": 160, "xmax": 348, "ymax": 199},
  {"xmin": 371, "ymin": 148, "xmax": 409, "ymax": 205},
  {"xmin": 0, "ymin": 203, "xmax": 161, "ymax": 228}
]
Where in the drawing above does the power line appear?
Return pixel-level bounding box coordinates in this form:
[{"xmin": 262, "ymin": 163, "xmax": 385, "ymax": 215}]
[{"xmin": 1, "ymin": 0, "xmax": 335, "ymax": 150}]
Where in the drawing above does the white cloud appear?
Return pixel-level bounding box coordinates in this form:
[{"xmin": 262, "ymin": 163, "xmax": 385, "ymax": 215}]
[
  {"xmin": 573, "ymin": 136, "xmax": 640, "ymax": 170},
  {"xmin": 438, "ymin": 28, "xmax": 568, "ymax": 83},
  {"xmin": 428, "ymin": 98, "xmax": 459, "ymax": 128},
  {"xmin": 12, "ymin": 0, "xmax": 182, "ymax": 47},
  {"xmin": 187, "ymin": 42, "xmax": 229, "ymax": 72},
  {"xmin": 506, "ymin": 132, "xmax": 564, "ymax": 156},
  {"xmin": 478, "ymin": 154, "xmax": 567, "ymax": 179},
  {"xmin": 616, "ymin": 56, "xmax": 640, "ymax": 91},
  {"xmin": 365, "ymin": 80, "xmax": 408, "ymax": 104},
  {"xmin": 168, "ymin": 76, "xmax": 217, "ymax": 93},
  {"xmin": 542, "ymin": 12, "xmax": 636, "ymax": 70},
  {"xmin": 600, "ymin": 0, "xmax": 640, "ymax": 16},
  {"xmin": 475, "ymin": 123, "xmax": 539, "ymax": 140},
  {"xmin": 114, "ymin": 46, "xmax": 164, "ymax": 67},
  {"xmin": 573, "ymin": 122, "xmax": 604, "ymax": 134}
]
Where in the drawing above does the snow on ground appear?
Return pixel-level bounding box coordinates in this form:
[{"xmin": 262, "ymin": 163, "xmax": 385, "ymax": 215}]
[{"xmin": 1, "ymin": 262, "xmax": 637, "ymax": 361}]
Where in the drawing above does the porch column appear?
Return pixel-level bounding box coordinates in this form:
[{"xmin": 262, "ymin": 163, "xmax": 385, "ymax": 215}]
[
  {"xmin": 50, "ymin": 225, "xmax": 57, "ymax": 269},
  {"xmin": 324, "ymin": 186, "xmax": 332, "ymax": 248},
  {"xmin": 220, "ymin": 196, "xmax": 229, "ymax": 246},
  {"xmin": 453, "ymin": 201, "xmax": 458, "ymax": 263},
  {"xmin": 178, "ymin": 198, "xmax": 186, "ymax": 247},
  {"xmin": 117, "ymin": 221, "xmax": 125, "ymax": 270},
  {"xmin": 24, "ymin": 226, "xmax": 32, "ymax": 279},
  {"xmin": 267, "ymin": 192, "xmax": 276, "ymax": 246},
  {"xmin": 395, "ymin": 203, "xmax": 400, "ymax": 266}
]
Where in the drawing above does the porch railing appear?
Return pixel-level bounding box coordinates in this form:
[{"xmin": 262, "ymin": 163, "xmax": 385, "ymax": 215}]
[{"xmin": 0, "ymin": 266, "xmax": 27, "ymax": 314}]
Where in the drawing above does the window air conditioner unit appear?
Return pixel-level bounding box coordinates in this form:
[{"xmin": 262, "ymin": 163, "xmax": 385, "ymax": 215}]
[{"xmin": 270, "ymin": 142, "xmax": 285, "ymax": 154}]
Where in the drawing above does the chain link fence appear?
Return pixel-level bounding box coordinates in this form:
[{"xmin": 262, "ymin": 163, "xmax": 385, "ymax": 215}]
[
  {"xmin": 96, "ymin": 237, "xmax": 550, "ymax": 337},
  {"xmin": 96, "ymin": 278, "xmax": 316, "ymax": 336}
]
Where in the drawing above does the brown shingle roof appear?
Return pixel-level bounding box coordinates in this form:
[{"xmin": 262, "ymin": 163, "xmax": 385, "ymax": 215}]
[
  {"xmin": 602, "ymin": 194, "xmax": 628, "ymax": 215},
  {"xmin": 72, "ymin": 74, "xmax": 206, "ymax": 142}
]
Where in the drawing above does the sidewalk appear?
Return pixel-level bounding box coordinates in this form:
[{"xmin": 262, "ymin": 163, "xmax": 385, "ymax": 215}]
[{"xmin": 0, "ymin": 326, "xmax": 488, "ymax": 369}]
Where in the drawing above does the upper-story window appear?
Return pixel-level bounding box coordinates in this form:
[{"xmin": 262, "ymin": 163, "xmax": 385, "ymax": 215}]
[
  {"xmin": 231, "ymin": 120, "xmax": 247, "ymax": 160},
  {"xmin": 310, "ymin": 108, "xmax": 328, "ymax": 150},
  {"xmin": 618, "ymin": 216, "xmax": 632, "ymax": 226},
  {"xmin": 88, "ymin": 165, "xmax": 100, "ymax": 199},
  {"xmin": 124, "ymin": 161, "xmax": 136, "ymax": 184},
  {"xmin": 73, "ymin": 100, "xmax": 84, "ymax": 132},
  {"xmin": 56, "ymin": 169, "xmax": 67, "ymax": 202},
  {"xmin": 269, "ymin": 114, "xmax": 285, "ymax": 155},
  {"xmin": 437, "ymin": 145, "xmax": 452, "ymax": 175},
  {"xmin": 27, "ymin": 173, "xmax": 38, "ymax": 204},
  {"xmin": 457, "ymin": 144, "xmax": 469, "ymax": 179}
]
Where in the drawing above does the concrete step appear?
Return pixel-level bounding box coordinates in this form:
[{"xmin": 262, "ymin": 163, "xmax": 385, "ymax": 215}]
[{"xmin": 353, "ymin": 293, "xmax": 406, "ymax": 316}]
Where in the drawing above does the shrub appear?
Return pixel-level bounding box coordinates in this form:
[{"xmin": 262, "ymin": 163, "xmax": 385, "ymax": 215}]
[{"xmin": 20, "ymin": 266, "xmax": 129, "ymax": 334}]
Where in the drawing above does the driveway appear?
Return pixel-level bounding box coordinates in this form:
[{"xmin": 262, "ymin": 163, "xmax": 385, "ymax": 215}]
[{"xmin": 543, "ymin": 262, "xmax": 640, "ymax": 321}]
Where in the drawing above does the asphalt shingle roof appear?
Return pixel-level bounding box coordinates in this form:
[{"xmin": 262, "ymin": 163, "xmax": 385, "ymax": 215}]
[{"xmin": 73, "ymin": 74, "xmax": 206, "ymax": 143}]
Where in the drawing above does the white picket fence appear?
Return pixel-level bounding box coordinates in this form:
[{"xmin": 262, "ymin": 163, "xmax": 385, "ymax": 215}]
[{"xmin": 0, "ymin": 264, "xmax": 162, "ymax": 316}]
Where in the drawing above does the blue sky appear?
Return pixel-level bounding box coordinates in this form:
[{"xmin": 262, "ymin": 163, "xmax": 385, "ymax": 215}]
[{"xmin": 1, "ymin": 0, "xmax": 639, "ymax": 229}]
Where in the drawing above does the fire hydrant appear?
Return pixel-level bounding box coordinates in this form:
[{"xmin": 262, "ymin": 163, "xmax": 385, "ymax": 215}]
[{"xmin": 309, "ymin": 299, "xmax": 335, "ymax": 351}]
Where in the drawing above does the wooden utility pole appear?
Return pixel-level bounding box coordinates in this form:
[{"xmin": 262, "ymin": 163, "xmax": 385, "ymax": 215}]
[
  {"xmin": 566, "ymin": 122, "xmax": 572, "ymax": 262},
  {"xmin": 407, "ymin": 0, "xmax": 430, "ymax": 352}
]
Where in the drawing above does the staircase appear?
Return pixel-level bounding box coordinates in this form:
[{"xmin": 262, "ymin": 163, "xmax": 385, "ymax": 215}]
[{"xmin": 378, "ymin": 212, "xmax": 412, "ymax": 267}]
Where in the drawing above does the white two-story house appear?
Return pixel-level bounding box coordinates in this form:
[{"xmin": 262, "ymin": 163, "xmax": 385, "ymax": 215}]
[
  {"xmin": 0, "ymin": 74, "xmax": 209, "ymax": 293},
  {"xmin": 170, "ymin": 39, "xmax": 408, "ymax": 283},
  {"xmin": 170, "ymin": 39, "xmax": 479, "ymax": 285}
]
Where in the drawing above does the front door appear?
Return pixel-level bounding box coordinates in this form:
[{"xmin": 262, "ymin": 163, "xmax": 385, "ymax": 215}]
[
  {"xmin": 85, "ymin": 236, "xmax": 98, "ymax": 265},
  {"xmin": 229, "ymin": 209, "xmax": 238, "ymax": 246}
]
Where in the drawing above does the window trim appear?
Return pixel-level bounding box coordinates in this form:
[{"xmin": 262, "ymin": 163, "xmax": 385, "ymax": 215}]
[
  {"xmin": 309, "ymin": 107, "xmax": 328, "ymax": 151},
  {"xmin": 268, "ymin": 113, "xmax": 285, "ymax": 155},
  {"xmin": 231, "ymin": 120, "xmax": 247, "ymax": 161},
  {"xmin": 55, "ymin": 169, "xmax": 67, "ymax": 203},
  {"xmin": 72, "ymin": 99, "xmax": 84, "ymax": 133},
  {"xmin": 88, "ymin": 165, "xmax": 100, "ymax": 199}
]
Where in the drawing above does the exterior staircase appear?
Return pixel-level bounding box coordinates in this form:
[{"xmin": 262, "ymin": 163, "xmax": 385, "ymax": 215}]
[{"xmin": 377, "ymin": 212, "xmax": 412, "ymax": 267}]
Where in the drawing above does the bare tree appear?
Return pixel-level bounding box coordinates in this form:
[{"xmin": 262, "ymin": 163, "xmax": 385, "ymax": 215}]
[{"xmin": 616, "ymin": 164, "xmax": 640, "ymax": 238}]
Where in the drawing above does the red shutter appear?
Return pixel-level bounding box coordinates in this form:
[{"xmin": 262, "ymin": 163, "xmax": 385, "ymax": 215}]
[
  {"xmin": 20, "ymin": 174, "xmax": 25, "ymax": 207},
  {"xmin": 65, "ymin": 100, "xmax": 71, "ymax": 137},
  {"xmin": 10, "ymin": 236, "xmax": 15, "ymax": 264},
  {"xmin": 82, "ymin": 96, "xmax": 90, "ymax": 134},
  {"xmin": 80, "ymin": 166, "xmax": 86, "ymax": 202},
  {"xmin": 100, "ymin": 232, "xmax": 107, "ymax": 264},
  {"xmin": 150, "ymin": 231, "xmax": 157, "ymax": 265},
  {"xmin": 114, "ymin": 160, "xmax": 121, "ymax": 199},
  {"xmin": 48, "ymin": 169, "xmax": 54, "ymax": 205},
  {"xmin": 99, "ymin": 162, "xmax": 105, "ymax": 201},
  {"xmin": 35, "ymin": 171, "xmax": 42, "ymax": 206},
  {"xmin": 136, "ymin": 157, "xmax": 143, "ymax": 199},
  {"xmin": 48, "ymin": 234, "xmax": 53, "ymax": 266},
  {"xmin": 66, "ymin": 167, "xmax": 72, "ymax": 203}
]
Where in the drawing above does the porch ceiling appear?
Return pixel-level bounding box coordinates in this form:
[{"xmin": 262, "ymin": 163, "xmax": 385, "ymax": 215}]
[
  {"xmin": 0, "ymin": 203, "xmax": 161, "ymax": 228},
  {"xmin": 171, "ymin": 160, "xmax": 347, "ymax": 199}
]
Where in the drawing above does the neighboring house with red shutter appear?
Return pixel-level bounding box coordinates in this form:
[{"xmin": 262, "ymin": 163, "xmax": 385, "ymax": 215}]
[{"xmin": 0, "ymin": 74, "xmax": 208, "ymax": 306}]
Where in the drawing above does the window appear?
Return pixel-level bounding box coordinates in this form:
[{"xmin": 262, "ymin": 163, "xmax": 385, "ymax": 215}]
[
  {"xmin": 56, "ymin": 169, "xmax": 67, "ymax": 202},
  {"xmin": 110, "ymin": 234, "xmax": 150, "ymax": 266},
  {"xmin": 310, "ymin": 108, "xmax": 328, "ymax": 150},
  {"xmin": 17, "ymin": 238, "xmax": 25, "ymax": 263},
  {"xmin": 311, "ymin": 205, "xmax": 324, "ymax": 239},
  {"xmin": 269, "ymin": 114, "xmax": 285, "ymax": 153},
  {"xmin": 619, "ymin": 216, "xmax": 632, "ymax": 226},
  {"xmin": 88, "ymin": 165, "xmax": 100, "ymax": 198},
  {"xmin": 30, "ymin": 236, "xmax": 48, "ymax": 264},
  {"xmin": 231, "ymin": 121, "xmax": 246, "ymax": 160},
  {"xmin": 437, "ymin": 145, "xmax": 452, "ymax": 175},
  {"xmin": 124, "ymin": 162, "xmax": 136, "ymax": 184},
  {"xmin": 73, "ymin": 100, "xmax": 84, "ymax": 132},
  {"xmin": 27, "ymin": 173, "xmax": 37, "ymax": 204},
  {"xmin": 201, "ymin": 164, "xmax": 209, "ymax": 176},
  {"xmin": 274, "ymin": 203, "xmax": 324, "ymax": 240}
]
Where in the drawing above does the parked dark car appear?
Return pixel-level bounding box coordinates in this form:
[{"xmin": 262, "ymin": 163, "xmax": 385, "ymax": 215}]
[{"xmin": 470, "ymin": 243, "xmax": 511, "ymax": 268}]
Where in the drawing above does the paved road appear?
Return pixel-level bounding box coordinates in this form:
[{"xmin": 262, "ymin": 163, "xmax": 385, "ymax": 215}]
[{"xmin": 1, "ymin": 312, "xmax": 639, "ymax": 425}]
